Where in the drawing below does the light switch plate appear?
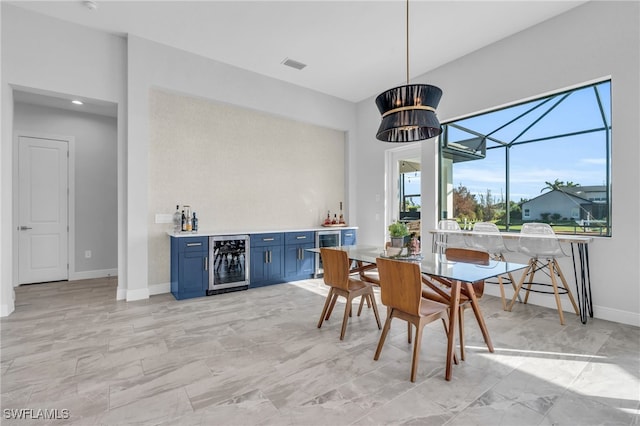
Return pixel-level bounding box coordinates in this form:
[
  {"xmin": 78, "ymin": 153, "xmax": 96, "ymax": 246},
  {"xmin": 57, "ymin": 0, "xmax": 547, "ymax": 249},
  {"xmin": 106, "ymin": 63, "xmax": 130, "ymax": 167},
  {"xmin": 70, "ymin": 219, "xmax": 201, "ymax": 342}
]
[{"xmin": 155, "ymin": 213, "xmax": 174, "ymax": 224}]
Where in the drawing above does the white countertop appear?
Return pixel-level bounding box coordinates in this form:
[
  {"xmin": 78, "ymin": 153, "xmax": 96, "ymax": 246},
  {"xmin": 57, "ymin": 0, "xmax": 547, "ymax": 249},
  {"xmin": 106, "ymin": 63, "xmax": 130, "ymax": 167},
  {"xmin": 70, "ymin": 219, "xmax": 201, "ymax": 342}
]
[{"xmin": 168, "ymin": 225, "xmax": 357, "ymax": 238}]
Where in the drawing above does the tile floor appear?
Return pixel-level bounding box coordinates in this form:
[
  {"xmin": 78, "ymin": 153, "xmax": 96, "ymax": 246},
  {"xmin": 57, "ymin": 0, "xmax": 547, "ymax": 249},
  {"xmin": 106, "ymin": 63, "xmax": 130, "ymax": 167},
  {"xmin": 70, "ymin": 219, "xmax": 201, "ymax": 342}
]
[{"xmin": 1, "ymin": 277, "xmax": 638, "ymax": 425}]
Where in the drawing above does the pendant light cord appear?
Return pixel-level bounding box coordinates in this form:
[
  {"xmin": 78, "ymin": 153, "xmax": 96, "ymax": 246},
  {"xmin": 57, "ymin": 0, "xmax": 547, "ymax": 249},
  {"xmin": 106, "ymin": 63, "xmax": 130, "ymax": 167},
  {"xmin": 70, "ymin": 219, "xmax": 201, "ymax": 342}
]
[{"xmin": 406, "ymin": 0, "xmax": 410, "ymax": 85}]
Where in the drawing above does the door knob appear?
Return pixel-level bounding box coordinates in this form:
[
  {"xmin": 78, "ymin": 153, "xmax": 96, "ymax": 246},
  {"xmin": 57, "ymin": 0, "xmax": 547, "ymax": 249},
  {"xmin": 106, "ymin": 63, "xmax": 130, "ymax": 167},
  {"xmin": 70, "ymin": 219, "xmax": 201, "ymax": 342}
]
[{"xmin": 19, "ymin": 226, "xmax": 33, "ymax": 230}]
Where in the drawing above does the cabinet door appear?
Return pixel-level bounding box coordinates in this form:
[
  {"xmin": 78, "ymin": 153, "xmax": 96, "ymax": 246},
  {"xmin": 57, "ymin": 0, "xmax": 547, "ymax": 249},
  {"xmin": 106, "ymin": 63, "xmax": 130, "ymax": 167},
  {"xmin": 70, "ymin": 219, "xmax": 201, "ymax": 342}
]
[
  {"xmin": 250, "ymin": 246, "xmax": 269, "ymax": 284},
  {"xmin": 341, "ymin": 229, "xmax": 357, "ymax": 246},
  {"xmin": 285, "ymin": 242, "xmax": 315, "ymax": 278},
  {"xmin": 284, "ymin": 244, "xmax": 300, "ymax": 277},
  {"xmin": 178, "ymin": 251, "xmax": 208, "ymax": 297},
  {"xmin": 297, "ymin": 242, "xmax": 315, "ymax": 276},
  {"xmin": 267, "ymin": 245, "xmax": 284, "ymax": 281}
]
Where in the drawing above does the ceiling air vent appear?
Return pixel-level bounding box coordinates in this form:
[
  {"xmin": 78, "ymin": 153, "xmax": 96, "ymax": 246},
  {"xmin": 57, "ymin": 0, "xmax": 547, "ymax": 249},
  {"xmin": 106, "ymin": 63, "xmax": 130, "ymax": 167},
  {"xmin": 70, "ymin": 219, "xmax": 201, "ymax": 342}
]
[{"xmin": 282, "ymin": 58, "xmax": 307, "ymax": 70}]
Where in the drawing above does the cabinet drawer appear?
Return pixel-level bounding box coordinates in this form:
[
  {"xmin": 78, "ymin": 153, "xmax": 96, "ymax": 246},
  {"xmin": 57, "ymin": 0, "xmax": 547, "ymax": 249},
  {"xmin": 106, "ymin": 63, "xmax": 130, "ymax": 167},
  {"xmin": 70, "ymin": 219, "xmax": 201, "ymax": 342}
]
[
  {"xmin": 285, "ymin": 231, "xmax": 314, "ymax": 244},
  {"xmin": 178, "ymin": 236, "xmax": 208, "ymax": 253},
  {"xmin": 251, "ymin": 233, "xmax": 284, "ymax": 247}
]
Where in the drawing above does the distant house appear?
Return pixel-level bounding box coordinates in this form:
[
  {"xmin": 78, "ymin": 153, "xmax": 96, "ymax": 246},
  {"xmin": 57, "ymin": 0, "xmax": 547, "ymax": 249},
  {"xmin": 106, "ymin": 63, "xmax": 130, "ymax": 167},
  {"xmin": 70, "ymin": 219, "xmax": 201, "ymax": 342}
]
[{"xmin": 521, "ymin": 189, "xmax": 594, "ymax": 221}]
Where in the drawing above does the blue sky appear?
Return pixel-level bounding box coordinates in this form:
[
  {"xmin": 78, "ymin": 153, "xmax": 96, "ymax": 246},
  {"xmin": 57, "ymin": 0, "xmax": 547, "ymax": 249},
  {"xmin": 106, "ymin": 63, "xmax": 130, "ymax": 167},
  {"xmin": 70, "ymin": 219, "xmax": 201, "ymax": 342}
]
[{"xmin": 446, "ymin": 81, "xmax": 610, "ymax": 203}]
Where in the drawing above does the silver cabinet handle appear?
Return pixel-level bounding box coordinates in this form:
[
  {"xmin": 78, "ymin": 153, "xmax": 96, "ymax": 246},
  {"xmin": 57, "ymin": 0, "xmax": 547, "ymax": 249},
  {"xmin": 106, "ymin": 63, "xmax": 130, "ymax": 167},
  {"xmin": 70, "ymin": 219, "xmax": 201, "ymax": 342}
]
[
  {"xmin": 263, "ymin": 238, "xmax": 275, "ymax": 242},
  {"xmin": 186, "ymin": 242, "xmax": 202, "ymax": 247},
  {"xmin": 296, "ymin": 236, "xmax": 307, "ymax": 240},
  {"xmin": 204, "ymin": 256, "xmax": 208, "ymax": 271},
  {"xmin": 19, "ymin": 226, "xmax": 33, "ymax": 230}
]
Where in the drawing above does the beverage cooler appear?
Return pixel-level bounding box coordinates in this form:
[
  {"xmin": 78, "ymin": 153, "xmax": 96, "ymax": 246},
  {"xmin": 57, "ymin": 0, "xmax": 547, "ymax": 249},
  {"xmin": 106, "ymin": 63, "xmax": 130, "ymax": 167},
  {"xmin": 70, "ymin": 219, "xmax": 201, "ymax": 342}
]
[
  {"xmin": 314, "ymin": 230, "xmax": 341, "ymax": 277},
  {"xmin": 208, "ymin": 235, "xmax": 250, "ymax": 295}
]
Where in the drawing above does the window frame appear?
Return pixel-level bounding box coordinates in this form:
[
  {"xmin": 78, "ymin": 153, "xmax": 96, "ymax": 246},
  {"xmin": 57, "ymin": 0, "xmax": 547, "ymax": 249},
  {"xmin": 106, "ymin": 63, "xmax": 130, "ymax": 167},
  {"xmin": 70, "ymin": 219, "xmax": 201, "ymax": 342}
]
[{"xmin": 438, "ymin": 79, "xmax": 612, "ymax": 236}]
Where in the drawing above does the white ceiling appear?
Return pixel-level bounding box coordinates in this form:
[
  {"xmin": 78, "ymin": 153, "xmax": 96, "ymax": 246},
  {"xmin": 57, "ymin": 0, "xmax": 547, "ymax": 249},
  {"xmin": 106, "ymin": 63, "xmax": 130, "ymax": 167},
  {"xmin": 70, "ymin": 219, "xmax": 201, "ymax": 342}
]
[{"xmin": 10, "ymin": 0, "xmax": 587, "ymax": 104}]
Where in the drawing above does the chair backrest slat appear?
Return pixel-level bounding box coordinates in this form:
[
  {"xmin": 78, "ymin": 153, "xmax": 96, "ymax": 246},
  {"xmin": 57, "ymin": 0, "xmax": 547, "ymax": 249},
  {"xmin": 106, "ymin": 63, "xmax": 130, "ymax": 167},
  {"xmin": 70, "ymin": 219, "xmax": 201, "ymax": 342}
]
[
  {"xmin": 445, "ymin": 247, "xmax": 490, "ymax": 265},
  {"xmin": 320, "ymin": 248, "xmax": 350, "ymax": 290},
  {"xmin": 376, "ymin": 258, "xmax": 422, "ymax": 315}
]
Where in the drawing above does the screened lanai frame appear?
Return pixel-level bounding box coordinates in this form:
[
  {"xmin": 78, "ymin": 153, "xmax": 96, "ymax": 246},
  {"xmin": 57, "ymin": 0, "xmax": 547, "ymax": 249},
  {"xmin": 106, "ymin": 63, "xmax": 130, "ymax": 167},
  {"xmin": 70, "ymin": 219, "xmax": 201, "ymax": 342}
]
[{"xmin": 438, "ymin": 79, "xmax": 612, "ymax": 235}]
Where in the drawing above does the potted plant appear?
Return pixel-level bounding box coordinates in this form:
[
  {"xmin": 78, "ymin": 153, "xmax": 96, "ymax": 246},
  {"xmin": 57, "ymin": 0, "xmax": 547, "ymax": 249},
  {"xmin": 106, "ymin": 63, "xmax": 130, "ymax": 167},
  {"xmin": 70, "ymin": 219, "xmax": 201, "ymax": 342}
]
[{"xmin": 388, "ymin": 221, "xmax": 410, "ymax": 248}]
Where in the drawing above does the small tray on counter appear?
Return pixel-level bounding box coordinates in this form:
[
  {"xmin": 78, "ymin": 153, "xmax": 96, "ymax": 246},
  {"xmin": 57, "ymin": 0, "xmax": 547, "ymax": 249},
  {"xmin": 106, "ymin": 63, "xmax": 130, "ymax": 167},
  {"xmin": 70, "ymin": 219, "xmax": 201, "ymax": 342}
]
[{"xmin": 321, "ymin": 223, "xmax": 347, "ymax": 227}]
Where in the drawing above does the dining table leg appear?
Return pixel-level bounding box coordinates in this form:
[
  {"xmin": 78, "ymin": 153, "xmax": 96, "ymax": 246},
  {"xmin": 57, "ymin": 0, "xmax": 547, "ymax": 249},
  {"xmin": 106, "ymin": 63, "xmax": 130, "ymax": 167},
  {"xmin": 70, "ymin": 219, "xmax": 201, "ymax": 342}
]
[
  {"xmin": 463, "ymin": 281, "xmax": 494, "ymax": 353},
  {"xmin": 445, "ymin": 280, "xmax": 461, "ymax": 381}
]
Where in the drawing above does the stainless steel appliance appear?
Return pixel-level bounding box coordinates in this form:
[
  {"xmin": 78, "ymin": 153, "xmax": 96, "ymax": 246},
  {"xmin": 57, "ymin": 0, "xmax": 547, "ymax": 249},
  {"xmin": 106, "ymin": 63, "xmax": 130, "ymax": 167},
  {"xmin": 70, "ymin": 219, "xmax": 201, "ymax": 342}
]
[
  {"xmin": 315, "ymin": 230, "xmax": 341, "ymax": 277},
  {"xmin": 208, "ymin": 235, "xmax": 250, "ymax": 295}
]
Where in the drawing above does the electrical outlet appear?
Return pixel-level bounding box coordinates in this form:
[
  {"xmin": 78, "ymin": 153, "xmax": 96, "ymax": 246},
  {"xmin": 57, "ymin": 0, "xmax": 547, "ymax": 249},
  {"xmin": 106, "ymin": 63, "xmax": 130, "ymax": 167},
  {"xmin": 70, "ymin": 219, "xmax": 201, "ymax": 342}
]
[{"xmin": 85, "ymin": 250, "xmax": 92, "ymax": 259}]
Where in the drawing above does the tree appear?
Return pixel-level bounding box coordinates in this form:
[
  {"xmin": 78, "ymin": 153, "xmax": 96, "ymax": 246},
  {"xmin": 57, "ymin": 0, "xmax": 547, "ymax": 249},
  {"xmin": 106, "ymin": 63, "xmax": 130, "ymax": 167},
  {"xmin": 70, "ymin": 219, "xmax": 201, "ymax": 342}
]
[
  {"xmin": 453, "ymin": 184, "xmax": 478, "ymax": 221},
  {"xmin": 541, "ymin": 178, "xmax": 580, "ymax": 193},
  {"xmin": 541, "ymin": 178, "xmax": 565, "ymax": 193}
]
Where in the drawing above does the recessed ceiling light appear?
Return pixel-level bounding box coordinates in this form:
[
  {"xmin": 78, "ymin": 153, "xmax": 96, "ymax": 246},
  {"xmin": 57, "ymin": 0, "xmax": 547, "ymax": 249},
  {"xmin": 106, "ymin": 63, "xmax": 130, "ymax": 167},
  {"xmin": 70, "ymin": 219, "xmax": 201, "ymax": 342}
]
[{"xmin": 72, "ymin": 100, "xmax": 84, "ymax": 105}]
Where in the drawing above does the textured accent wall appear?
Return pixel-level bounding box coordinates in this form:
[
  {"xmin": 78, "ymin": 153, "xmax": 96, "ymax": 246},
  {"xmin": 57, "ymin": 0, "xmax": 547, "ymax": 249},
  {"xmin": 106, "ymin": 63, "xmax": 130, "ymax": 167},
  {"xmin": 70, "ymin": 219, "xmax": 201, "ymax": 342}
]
[{"xmin": 148, "ymin": 88, "xmax": 345, "ymax": 286}]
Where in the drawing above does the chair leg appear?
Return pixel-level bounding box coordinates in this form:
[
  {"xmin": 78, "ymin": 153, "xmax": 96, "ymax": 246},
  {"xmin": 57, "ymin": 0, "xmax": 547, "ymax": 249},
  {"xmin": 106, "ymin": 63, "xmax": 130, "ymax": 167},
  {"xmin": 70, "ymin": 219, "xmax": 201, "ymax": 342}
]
[
  {"xmin": 508, "ymin": 262, "xmax": 532, "ymax": 311},
  {"xmin": 340, "ymin": 295, "xmax": 353, "ymax": 340},
  {"xmin": 407, "ymin": 322, "xmax": 412, "ymax": 344},
  {"xmin": 374, "ymin": 310, "xmax": 394, "ymax": 360},
  {"xmin": 410, "ymin": 319, "xmax": 424, "ymax": 383},
  {"xmin": 325, "ymin": 293, "xmax": 338, "ymax": 320},
  {"xmin": 318, "ymin": 289, "xmax": 334, "ymax": 328},
  {"xmin": 496, "ymin": 253, "xmax": 522, "ymax": 304},
  {"xmin": 369, "ymin": 293, "xmax": 382, "ymax": 329},
  {"xmin": 548, "ymin": 259, "xmax": 566, "ymax": 325},
  {"xmin": 357, "ymin": 295, "xmax": 365, "ymax": 316},
  {"xmin": 497, "ymin": 275, "xmax": 507, "ymax": 311},
  {"xmin": 554, "ymin": 259, "xmax": 580, "ymax": 316},
  {"xmin": 524, "ymin": 259, "xmax": 537, "ymax": 304},
  {"xmin": 459, "ymin": 306, "xmax": 465, "ymax": 361}
]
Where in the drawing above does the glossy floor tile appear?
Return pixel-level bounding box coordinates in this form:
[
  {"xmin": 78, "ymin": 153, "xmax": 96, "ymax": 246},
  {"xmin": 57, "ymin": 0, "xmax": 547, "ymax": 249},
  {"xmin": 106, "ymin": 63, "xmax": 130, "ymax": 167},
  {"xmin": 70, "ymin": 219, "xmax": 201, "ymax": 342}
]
[{"xmin": 1, "ymin": 277, "xmax": 638, "ymax": 425}]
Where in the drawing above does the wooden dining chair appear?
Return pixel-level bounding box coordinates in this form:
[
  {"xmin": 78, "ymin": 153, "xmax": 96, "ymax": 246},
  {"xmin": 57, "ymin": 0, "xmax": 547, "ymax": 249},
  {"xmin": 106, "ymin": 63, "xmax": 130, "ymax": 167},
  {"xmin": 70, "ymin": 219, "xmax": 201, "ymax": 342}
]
[
  {"xmin": 374, "ymin": 257, "xmax": 450, "ymax": 382},
  {"xmin": 421, "ymin": 247, "xmax": 490, "ymax": 361},
  {"xmin": 317, "ymin": 248, "xmax": 381, "ymax": 340}
]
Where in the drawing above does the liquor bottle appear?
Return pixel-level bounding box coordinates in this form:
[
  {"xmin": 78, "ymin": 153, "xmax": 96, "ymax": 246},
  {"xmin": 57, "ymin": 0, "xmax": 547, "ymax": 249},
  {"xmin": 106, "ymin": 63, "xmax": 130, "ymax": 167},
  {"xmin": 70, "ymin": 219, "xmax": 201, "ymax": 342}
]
[
  {"xmin": 339, "ymin": 202, "xmax": 345, "ymax": 224},
  {"xmin": 324, "ymin": 211, "xmax": 331, "ymax": 225},
  {"xmin": 332, "ymin": 214, "xmax": 338, "ymax": 224},
  {"xmin": 173, "ymin": 205, "xmax": 181, "ymax": 232},
  {"xmin": 186, "ymin": 215, "xmax": 192, "ymax": 232},
  {"xmin": 181, "ymin": 210, "xmax": 186, "ymax": 232},
  {"xmin": 192, "ymin": 212, "xmax": 198, "ymax": 232}
]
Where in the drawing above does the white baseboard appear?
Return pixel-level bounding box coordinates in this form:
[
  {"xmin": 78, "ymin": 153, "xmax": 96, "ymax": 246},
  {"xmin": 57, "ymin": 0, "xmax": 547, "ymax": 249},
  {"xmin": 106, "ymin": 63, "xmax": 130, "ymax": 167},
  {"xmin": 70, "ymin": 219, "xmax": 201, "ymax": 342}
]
[
  {"xmin": 126, "ymin": 287, "xmax": 150, "ymax": 301},
  {"xmin": 149, "ymin": 282, "xmax": 170, "ymax": 296},
  {"xmin": 71, "ymin": 268, "xmax": 118, "ymax": 281},
  {"xmin": 116, "ymin": 287, "xmax": 127, "ymax": 300},
  {"xmin": 1, "ymin": 302, "xmax": 15, "ymax": 317},
  {"xmin": 483, "ymin": 284, "xmax": 640, "ymax": 327},
  {"xmin": 593, "ymin": 305, "xmax": 640, "ymax": 327}
]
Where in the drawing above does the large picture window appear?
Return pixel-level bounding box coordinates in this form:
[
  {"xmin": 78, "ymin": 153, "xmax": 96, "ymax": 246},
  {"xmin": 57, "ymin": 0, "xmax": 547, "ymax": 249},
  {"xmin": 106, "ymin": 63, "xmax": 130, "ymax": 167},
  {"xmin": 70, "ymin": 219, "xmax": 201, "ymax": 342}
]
[{"xmin": 439, "ymin": 80, "xmax": 611, "ymax": 236}]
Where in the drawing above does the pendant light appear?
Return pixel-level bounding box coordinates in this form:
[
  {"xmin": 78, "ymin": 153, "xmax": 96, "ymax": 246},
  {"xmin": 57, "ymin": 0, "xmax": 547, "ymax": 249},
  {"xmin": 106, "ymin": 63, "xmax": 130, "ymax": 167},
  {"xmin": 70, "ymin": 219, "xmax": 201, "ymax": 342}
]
[{"xmin": 375, "ymin": 0, "xmax": 443, "ymax": 142}]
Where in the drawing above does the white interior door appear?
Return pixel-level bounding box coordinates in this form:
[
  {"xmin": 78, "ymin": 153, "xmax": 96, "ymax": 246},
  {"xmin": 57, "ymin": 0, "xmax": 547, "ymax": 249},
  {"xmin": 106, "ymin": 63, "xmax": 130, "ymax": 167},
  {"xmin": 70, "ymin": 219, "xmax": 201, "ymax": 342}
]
[{"xmin": 18, "ymin": 136, "xmax": 69, "ymax": 284}]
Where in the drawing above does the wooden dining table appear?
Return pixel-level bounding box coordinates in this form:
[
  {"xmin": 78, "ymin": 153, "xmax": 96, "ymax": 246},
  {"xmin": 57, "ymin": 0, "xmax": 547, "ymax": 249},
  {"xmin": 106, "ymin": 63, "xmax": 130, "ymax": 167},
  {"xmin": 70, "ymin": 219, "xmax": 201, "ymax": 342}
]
[{"xmin": 308, "ymin": 245, "xmax": 528, "ymax": 381}]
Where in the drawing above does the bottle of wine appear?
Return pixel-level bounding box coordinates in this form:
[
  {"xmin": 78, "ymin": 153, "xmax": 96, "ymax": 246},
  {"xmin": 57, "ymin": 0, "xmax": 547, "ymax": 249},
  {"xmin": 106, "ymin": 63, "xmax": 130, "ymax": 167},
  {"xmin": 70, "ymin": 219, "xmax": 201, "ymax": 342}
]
[
  {"xmin": 192, "ymin": 212, "xmax": 198, "ymax": 232},
  {"xmin": 173, "ymin": 205, "xmax": 181, "ymax": 232},
  {"xmin": 181, "ymin": 210, "xmax": 186, "ymax": 232}
]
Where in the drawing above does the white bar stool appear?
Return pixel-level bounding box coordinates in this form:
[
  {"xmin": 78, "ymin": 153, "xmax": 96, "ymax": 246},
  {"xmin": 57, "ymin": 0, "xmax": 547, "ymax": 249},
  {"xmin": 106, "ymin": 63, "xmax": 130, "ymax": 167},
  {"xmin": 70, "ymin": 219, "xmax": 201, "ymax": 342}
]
[{"xmin": 508, "ymin": 223, "xmax": 579, "ymax": 325}]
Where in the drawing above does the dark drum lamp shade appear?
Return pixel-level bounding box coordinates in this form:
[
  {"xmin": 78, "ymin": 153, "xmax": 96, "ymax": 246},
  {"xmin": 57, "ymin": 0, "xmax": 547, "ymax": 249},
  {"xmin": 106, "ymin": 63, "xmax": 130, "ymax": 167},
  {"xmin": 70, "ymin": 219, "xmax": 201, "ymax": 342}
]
[{"xmin": 375, "ymin": 84, "xmax": 443, "ymax": 142}]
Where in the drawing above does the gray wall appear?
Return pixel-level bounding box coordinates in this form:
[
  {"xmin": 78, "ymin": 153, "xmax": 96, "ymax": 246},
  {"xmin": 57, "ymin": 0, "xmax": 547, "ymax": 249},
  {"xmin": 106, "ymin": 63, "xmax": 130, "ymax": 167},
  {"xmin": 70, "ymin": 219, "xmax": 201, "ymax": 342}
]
[{"xmin": 13, "ymin": 102, "xmax": 118, "ymax": 276}]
